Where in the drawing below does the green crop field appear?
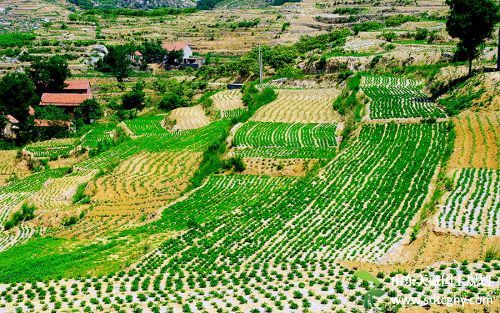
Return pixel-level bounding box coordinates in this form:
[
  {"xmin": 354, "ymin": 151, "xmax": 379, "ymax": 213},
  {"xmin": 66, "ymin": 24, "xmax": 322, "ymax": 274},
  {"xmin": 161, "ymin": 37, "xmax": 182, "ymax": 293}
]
[
  {"xmin": 0, "ymin": 1, "xmax": 498, "ymax": 311},
  {"xmin": 233, "ymin": 121, "xmax": 338, "ymax": 158},
  {"xmin": 362, "ymin": 75, "xmax": 446, "ymax": 119}
]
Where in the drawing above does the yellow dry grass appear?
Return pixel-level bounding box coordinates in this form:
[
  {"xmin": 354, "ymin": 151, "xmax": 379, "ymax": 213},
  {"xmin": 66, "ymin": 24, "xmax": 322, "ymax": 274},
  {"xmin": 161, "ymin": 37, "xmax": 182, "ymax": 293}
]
[
  {"xmin": 0, "ymin": 151, "xmax": 29, "ymax": 186},
  {"xmin": 212, "ymin": 89, "xmax": 245, "ymax": 112},
  {"xmin": 169, "ymin": 105, "xmax": 210, "ymax": 130},
  {"xmin": 449, "ymin": 111, "xmax": 499, "ymax": 171},
  {"xmin": 251, "ymin": 89, "xmax": 341, "ymax": 123}
]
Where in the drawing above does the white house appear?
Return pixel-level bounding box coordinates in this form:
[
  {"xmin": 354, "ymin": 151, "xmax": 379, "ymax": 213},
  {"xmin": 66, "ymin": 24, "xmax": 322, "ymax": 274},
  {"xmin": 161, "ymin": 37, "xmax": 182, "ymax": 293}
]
[{"xmin": 162, "ymin": 42, "xmax": 193, "ymax": 60}]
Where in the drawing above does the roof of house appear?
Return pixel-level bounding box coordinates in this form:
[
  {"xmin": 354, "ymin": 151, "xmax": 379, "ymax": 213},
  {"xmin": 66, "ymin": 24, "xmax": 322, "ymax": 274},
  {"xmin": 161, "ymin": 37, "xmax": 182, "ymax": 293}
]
[
  {"xmin": 6, "ymin": 115, "xmax": 18, "ymax": 124},
  {"xmin": 40, "ymin": 93, "xmax": 92, "ymax": 107},
  {"xmin": 162, "ymin": 42, "xmax": 190, "ymax": 51},
  {"xmin": 64, "ymin": 80, "xmax": 91, "ymax": 92},
  {"xmin": 133, "ymin": 51, "xmax": 143, "ymax": 56}
]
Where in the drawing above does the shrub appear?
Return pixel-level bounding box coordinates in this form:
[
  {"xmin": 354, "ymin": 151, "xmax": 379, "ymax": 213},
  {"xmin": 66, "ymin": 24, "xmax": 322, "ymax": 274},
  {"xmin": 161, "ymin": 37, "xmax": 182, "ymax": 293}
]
[
  {"xmin": 158, "ymin": 93, "xmax": 188, "ymax": 111},
  {"xmin": 4, "ymin": 203, "xmax": 36, "ymax": 230},
  {"xmin": 414, "ymin": 28, "xmax": 429, "ymax": 40},
  {"xmin": 352, "ymin": 22, "xmax": 383, "ymax": 35},
  {"xmin": 384, "ymin": 14, "xmax": 419, "ymax": 27},
  {"xmin": 73, "ymin": 183, "xmax": 90, "ymax": 204}
]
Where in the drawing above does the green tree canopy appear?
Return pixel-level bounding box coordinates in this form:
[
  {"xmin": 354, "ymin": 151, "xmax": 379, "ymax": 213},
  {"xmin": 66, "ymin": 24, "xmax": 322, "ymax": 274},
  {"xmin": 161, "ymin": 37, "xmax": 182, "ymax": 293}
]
[
  {"xmin": 141, "ymin": 40, "xmax": 167, "ymax": 63},
  {"xmin": 158, "ymin": 92, "xmax": 187, "ymax": 111},
  {"xmin": 28, "ymin": 56, "xmax": 70, "ymax": 93},
  {"xmin": 0, "ymin": 72, "xmax": 38, "ymax": 129},
  {"xmin": 446, "ymin": 0, "xmax": 499, "ymax": 75},
  {"xmin": 74, "ymin": 99, "xmax": 103, "ymax": 125},
  {"xmin": 121, "ymin": 81, "xmax": 146, "ymax": 112},
  {"xmin": 96, "ymin": 45, "xmax": 133, "ymax": 82}
]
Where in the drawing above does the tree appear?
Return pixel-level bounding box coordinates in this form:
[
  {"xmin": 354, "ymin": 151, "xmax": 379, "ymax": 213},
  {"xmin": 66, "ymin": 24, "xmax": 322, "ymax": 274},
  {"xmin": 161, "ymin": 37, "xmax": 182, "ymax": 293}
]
[
  {"xmin": 165, "ymin": 50, "xmax": 183, "ymax": 66},
  {"xmin": 96, "ymin": 45, "xmax": 132, "ymax": 82},
  {"xmin": 141, "ymin": 40, "xmax": 167, "ymax": 63},
  {"xmin": 28, "ymin": 56, "xmax": 70, "ymax": 93},
  {"xmin": 121, "ymin": 81, "xmax": 146, "ymax": 114},
  {"xmin": 0, "ymin": 73, "xmax": 38, "ymax": 141},
  {"xmin": 74, "ymin": 99, "xmax": 102, "ymax": 125},
  {"xmin": 158, "ymin": 92, "xmax": 187, "ymax": 111},
  {"xmin": 446, "ymin": 0, "xmax": 499, "ymax": 76}
]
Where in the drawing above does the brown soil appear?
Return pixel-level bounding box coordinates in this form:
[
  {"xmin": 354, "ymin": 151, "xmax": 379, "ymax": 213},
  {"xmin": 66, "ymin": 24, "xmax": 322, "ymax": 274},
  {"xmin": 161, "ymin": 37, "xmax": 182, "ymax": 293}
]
[
  {"xmin": 400, "ymin": 300, "xmax": 499, "ymax": 313},
  {"xmin": 343, "ymin": 225, "xmax": 499, "ymax": 274},
  {"xmin": 449, "ymin": 111, "xmax": 498, "ymax": 171},
  {"xmin": 240, "ymin": 157, "xmax": 316, "ymax": 177}
]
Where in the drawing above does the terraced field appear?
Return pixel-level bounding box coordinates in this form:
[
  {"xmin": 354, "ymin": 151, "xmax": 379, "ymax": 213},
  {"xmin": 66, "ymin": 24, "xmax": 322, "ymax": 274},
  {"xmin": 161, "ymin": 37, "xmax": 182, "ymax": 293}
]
[
  {"xmin": 0, "ymin": 150, "xmax": 29, "ymax": 186},
  {"xmin": 438, "ymin": 168, "xmax": 499, "ymax": 236},
  {"xmin": 362, "ymin": 75, "xmax": 446, "ymax": 119},
  {"xmin": 90, "ymin": 151, "xmax": 202, "ymax": 217},
  {"xmin": 211, "ymin": 89, "xmax": 246, "ymax": 119},
  {"xmin": 0, "ymin": 169, "xmax": 68, "ymax": 250},
  {"xmin": 81, "ymin": 123, "xmax": 116, "ymax": 149},
  {"xmin": 0, "ymin": 122, "xmax": 454, "ymax": 312},
  {"xmin": 449, "ymin": 112, "xmax": 498, "ymax": 170},
  {"xmin": 27, "ymin": 171, "xmax": 95, "ymax": 217},
  {"xmin": 123, "ymin": 115, "xmax": 170, "ymax": 137},
  {"xmin": 169, "ymin": 105, "xmax": 211, "ymax": 130},
  {"xmin": 233, "ymin": 121, "xmax": 338, "ymax": 158},
  {"xmin": 251, "ymin": 89, "xmax": 340, "ymax": 123},
  {"xmin": 24, "ymin": 138, "xmax": 78, "ymax": 159}
]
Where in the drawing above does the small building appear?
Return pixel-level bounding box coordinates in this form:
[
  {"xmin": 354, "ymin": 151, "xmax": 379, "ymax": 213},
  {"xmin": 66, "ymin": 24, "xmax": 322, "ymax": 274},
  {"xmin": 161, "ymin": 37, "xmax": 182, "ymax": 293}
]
[
  {"xmin": 180, "ymin": 57, "xmax": 205, "ymax": 69},
  {"xmin": 162, "ymin": 42, "xmax": 193, "ymax": 60},
  {"xmin": 39, "ymin": 93, "xmax": 92, "ymax": 116},
  {"xmin": 130, "ymin": 51, "xmax": 144, "ymax": 65},
  {"xmin": 63, "ymin": 80, "xmax": 92, "ymax": 94},
  {"xmin": 38, "ymin": 79, "xmax": 93, "ymax": 118},
  {"xmin": 3, "ymin": 115, "xmax": 19, "ymax": 139}
]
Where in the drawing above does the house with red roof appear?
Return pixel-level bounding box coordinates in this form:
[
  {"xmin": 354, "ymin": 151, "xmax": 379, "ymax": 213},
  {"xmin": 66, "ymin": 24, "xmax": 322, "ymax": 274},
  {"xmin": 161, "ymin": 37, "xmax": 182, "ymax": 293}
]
[
  {"xmin": 40, "ymin": 93, "xmax": 92, "ymax": 115},
  {"xmin": 161, "ymin": 42, "xmax": 204, "ymax": 69},
  {"xmin": 63, "ymin": 80, "xmax": 92, "ymax": 94},
  {"xmin": 162, "ymin": 42, "xmax": 193, "ymax": 60},
  {"xmin": 34, "ymin": 79, "xmax": 93, "ymax": 127}
]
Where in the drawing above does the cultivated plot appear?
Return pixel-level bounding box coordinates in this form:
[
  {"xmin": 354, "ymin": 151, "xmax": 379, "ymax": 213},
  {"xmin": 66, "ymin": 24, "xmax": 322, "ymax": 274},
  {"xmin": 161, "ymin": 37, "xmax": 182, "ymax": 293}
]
[
  {"xmin": 362, "ymin": 75, "xmax": 446, "ymax": 119},
  {"xmin": 438, "ymin": 168, "xmax": 499, "ymax": 236},
  {"xmin": 233, "ymin": 121, "xmax": 338, "ymax": 159},
  {"xmin": 251, "ymin": 89, "xmax": 340, "ymax": 124}
]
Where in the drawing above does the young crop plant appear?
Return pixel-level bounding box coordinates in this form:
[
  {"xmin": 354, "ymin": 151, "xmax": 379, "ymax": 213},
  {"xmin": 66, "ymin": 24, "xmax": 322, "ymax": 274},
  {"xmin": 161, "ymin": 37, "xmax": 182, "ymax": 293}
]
[
  {"xmin": 438, "ymin": 168, "xmax": 498, "ymax": 236},
  {"xmin": 233, "ymin": 121, "xmax": 338, "ymax": 159},
  {"xmin": 361, "ymin": 75, "xmax": 446, "ymax": 119}
]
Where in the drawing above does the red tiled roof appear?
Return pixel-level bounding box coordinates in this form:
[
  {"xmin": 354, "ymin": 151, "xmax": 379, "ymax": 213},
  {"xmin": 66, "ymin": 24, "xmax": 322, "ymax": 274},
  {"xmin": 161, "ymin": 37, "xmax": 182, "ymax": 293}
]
[
  {"xmin": 34, "ymin": 119, "xmax": 72, "ymax": 127},
  {"xmin": 162, "ymin": 42, "xmax": 189, "ymax": 51},
  {"xmin": 6, "ymin": 115, "xmax": 18, "ymax": 124},
  {"xmin": 64, "ymin": 80, "xmax": 91, "ymax": 91},
  {"xmin": 29, "ymin": 106, "xmax": 35, "ymax": 116},
  {"xmin": 134, "ymin": 51, "xmax": 143, "ymax": 56},
  {"xmin": 40, "ymin": 93, "xmax": 91, "ymax": 107}
]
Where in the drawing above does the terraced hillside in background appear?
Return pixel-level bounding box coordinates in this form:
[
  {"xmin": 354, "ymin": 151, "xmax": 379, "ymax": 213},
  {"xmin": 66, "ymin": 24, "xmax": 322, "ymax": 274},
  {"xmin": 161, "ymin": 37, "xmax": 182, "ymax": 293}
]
[{"xmin": 0, "ymin": 69, "xmax": 497, "ymax": 313}]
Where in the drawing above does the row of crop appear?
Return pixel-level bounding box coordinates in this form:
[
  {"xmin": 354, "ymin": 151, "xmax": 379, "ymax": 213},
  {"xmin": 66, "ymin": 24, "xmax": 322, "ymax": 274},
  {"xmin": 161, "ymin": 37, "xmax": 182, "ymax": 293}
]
[
  {"xmin": 0, "ymin": 258, "xmax": 497, "ymax": 312},
  {"xmin": 438, "ymin": 168, "xmax": 498, "ymax": 236},
  {"xmin": 24, "ymin": 138, "xmax": 77, "ymax": 159},
  {"xmin": 123, "ymin": 115, "xmax": 171, "ymax": 137},
  {"xmin": 250, "ymin": 89, "xmax": 339, "ymax": 124},
  {"xmin": 0, "ymin": 123, "xmax": 480, "ymax": 313},
  {"xmin": 80, "ymin": 123, "xmax": 116, "ymax": 149},
  {"xmin": 131, "ymin": 123, "xmax": 447, "ymax": 296},
  {"xmin": 362, "ymin": 75, "xmax": 446, "ymax": 119},
  {"xmin": 233, "ymin": 121, "xmax": 338, "ymax": 149}
]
